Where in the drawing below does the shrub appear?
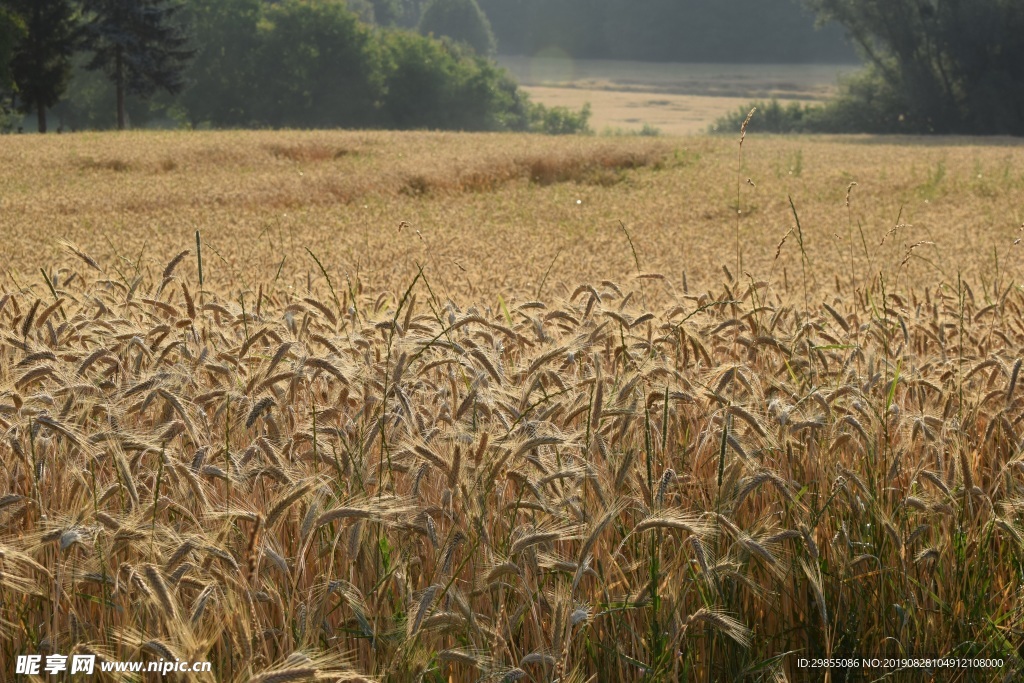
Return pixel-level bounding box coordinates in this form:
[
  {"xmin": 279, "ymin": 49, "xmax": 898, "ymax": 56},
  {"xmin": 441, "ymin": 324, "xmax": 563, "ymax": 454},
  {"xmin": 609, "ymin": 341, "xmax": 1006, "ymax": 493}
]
[
  {"xmin": 712, "ymin": 69, "xmax": 935, "ymax": 135},
  {"xmin": 528, "ymin": 101, "xmax": 592, "ymax": 135},
  {"xmin": 712, "ymin": 99, "xmax": 822, "ymax": 134}
]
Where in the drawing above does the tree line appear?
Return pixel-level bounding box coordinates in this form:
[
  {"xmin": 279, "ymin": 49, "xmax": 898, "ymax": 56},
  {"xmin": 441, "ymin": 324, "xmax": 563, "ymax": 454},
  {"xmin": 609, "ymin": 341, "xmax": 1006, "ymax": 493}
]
[
  {"xmin": 3, "ymin": 0, "xmax": 1021, "ymax": 136},
  {"xmin": 0, "ymin": 0, "xmax": 586, "ymax": 133}
]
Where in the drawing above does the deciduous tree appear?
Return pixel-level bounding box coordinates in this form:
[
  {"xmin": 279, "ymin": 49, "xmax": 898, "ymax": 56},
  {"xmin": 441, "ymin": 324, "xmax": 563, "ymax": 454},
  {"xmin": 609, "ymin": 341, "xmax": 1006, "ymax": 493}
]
[
  {"xmin": 254, "ymin": 0, "xmax": 382, "ymax": 128},
  {"xmin": 803, "ymin": 0, "xmax": 1024, "ymax": 134},
  {"xmin": 179, "ymin": 0, "xmax": 261, "ymax": 127}
]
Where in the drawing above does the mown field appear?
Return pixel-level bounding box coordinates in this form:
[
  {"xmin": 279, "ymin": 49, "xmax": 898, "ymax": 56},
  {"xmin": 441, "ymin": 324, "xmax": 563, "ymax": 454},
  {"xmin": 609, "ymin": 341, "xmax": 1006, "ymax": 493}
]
[
  {"xmin": 2, "ymin": 130, "xmax": 1024, "ymax": 682},
  {"xmin": 497, "ymin": 59, "xmax": 856, "ymax": 134}
]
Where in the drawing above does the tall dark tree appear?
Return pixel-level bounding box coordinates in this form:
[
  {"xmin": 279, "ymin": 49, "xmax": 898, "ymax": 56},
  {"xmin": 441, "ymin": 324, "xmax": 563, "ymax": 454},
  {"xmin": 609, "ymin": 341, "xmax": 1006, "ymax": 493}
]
[
  {"xmin": 82, "ymin": 0, "xmax": 194, "ymax": 129},
  {"xmin": 0, "ymin": 6, "xmax": 25, "ymax": 94},
  {"xmin": 3, "ymin": 0, "xmax": 77, "ymax": 133}
]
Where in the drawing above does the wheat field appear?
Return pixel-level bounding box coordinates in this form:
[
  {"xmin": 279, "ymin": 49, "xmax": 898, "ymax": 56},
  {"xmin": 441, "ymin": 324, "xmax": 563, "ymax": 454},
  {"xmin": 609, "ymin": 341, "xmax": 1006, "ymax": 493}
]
[{"xmin": 2, "ymin": 130, "xmax": 1024, "ymax": 682}]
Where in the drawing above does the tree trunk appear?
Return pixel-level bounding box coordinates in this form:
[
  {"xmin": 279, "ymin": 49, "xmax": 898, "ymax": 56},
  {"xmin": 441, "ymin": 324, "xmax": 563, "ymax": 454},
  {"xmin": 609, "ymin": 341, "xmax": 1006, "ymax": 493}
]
[
  {"xmin": 116, "ymin": 48, "xmax": 125, "ymax": 130},
  {"xmin": 37, "ymin": 106, "xmax": 47, "ymax": 134}
]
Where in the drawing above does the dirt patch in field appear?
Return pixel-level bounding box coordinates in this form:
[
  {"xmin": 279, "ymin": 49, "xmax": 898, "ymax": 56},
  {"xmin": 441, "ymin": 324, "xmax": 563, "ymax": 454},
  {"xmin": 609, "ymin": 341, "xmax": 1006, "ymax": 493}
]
[{"xmin": 263, "ymin": 142, "xmax": 359, "ymax": 163}]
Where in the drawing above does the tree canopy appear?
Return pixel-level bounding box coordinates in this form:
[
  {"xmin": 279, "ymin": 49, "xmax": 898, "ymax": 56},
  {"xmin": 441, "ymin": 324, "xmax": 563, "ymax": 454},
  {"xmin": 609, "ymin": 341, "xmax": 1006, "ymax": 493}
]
[
  {"xmin": 257, "ymin": 0, "xmax": 383, "ymax": 129},
  {"xmin": 2, "ymin": 0, "xmax": 859, "ymax": 133}
]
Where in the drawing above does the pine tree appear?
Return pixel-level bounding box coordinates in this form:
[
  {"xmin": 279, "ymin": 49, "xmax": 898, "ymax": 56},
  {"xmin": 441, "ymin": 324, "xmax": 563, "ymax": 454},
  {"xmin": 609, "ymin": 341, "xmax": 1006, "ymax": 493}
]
[
  {"xmin": 81, "ymin": 0, "xmax": 193, "ymax": 129},
  {"xmin": 2, "ymin": 0, "xmax": 77, "ymax": 133},
  {"xmin": 0, "ymin": 6, "xmax": 25, "ymax": 95}
]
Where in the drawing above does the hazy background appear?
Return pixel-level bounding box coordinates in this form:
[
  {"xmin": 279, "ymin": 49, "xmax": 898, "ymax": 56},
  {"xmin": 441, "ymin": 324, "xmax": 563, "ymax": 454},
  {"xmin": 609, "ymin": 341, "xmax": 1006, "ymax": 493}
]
[
  {"xmin": 476, "ymin": 0, "xmax": 857, "ymax": 63},
  {"xmin": 450, "ymin": 0, "xmax": 861, "ymax": 134},
  {"xmin": 3, "ymin": 0, "xmax": 1022, "ymax": 136}
]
